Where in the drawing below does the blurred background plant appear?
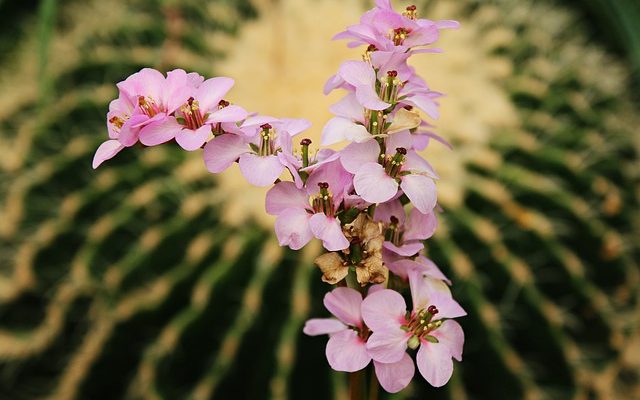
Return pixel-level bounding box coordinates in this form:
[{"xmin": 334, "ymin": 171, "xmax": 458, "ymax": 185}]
[{"xmin": 0, "ymin": 0, "xmax": 638, "ymax": 399}]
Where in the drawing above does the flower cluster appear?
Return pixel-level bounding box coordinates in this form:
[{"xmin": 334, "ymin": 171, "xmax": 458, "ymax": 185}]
[{"xmin": 92, "ymin": 0, "xmax": 465, "ymax": 395}]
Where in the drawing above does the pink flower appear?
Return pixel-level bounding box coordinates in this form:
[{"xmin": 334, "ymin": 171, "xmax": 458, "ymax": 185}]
[
  {"xmin": 265, "ymin": 159, "xmax": 352, "ymax": 251},
  {"xmin": 116, "ymin": 68, "xmax": 192, "ymax": 146},
  {"xmin": 339, "ymin": 131, "xmax": 439, "ymax": 213},
  {"xmin": 374, "ymin": 199, "xmax": 437, "ymax": 257},
  {"xmin": 361, "ymin": 270, "xmax": 465, "ymax": 387},
  {"xmin": 333, "ymin": 2, "xmax": 458, "ymax": 53},
  {"xmin": 304, "ymin": 287, "xmax": 415, "ymax": 393},
  {"xmin": 202, "ymin": 118, "xmax": 311, "ymax": 187},
  {"xmin": 387, "ymin": 256, "xmax": 451, "ymax": 284},
  {"xmin": 93, "ymin": 94, "xmax": 143, "ymax": 168},
  {"xmin": 134, "ymin": 74, "xmax": 246, "ymax": 151},
  {"xmin": 324, "ymin": 61, "xmax": 391, "ymax": 110},
  {"xmin": 172, "ymin": 78, "xmax": 248, "ymax": 151}
]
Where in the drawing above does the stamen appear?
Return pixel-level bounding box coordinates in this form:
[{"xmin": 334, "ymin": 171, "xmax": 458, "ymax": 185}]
[
  {"xmin": 385, "ymin": 215, "xmax": 403, "ymax": 245},
  {"xmin": 259, "ymin": 124, "xmax": 274, "ymax": 156},
  {"xmin": 311, "ymin": 182, "xmax": 335, "ymax": 217},
  {"xmin": 403, "ymin": 5, "xmax": 418, "ymax": 20},
  {"xmin": 300, "ymin": 138, "xmax": 312, "ymax": 167},
  {"xmin": 218, "ymin": 99, "xmax": 230, "ymax": 108},
  {"xmin": 179, "ymin": 97, "xmax": 205, "ymax": 130},
  {"xmin": 384, "ymin": 147, "xmax": 407, "ymax": 178},
  {"xmin": 138, "ymin": 96, "xmax": 162, "ymax": 117},
  {"xmin": 109, "ymin": 116, "xmax": 125, "ymax": 130},
  {"xmin": 391, "ymin": 27, "xmax": 411, "ymax": 46}
]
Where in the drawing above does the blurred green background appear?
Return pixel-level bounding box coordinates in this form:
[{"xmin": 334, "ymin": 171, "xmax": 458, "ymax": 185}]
[{"xmin": 0, "ymin": 0, "xmax": 639, "ymax": 399}]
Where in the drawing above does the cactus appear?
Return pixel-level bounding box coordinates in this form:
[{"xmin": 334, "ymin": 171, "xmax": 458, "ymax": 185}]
[{"xmin": 0, "ymin": 0, "xmax": 638, "ymax": 399}]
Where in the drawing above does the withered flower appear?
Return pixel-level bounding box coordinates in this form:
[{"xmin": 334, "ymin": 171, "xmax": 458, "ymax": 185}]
[{"xmin": 314, "ymin": 212, "xmax": 388, "ymax": 286}]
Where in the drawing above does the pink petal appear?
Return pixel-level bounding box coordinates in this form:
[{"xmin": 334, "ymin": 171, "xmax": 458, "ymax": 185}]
[
  {"xmin": 238, "ymin": 153, "xmax": 285, "ymax": 187},
  {"xmin": 404, "ymin": 25, "xmax": 439, "ymax": 48},
  {"xmin": 309, "ymin": 213, "xmax": 349, "ymax": 251},
  {"xmin": 355, "ymin": 84, "xmax": 391, "ymax": 110},
  {"xmin": 366, "ymin": 329, "xmax": 410, "ymax": 363},
  {"xmin": 305, "ymin": 159, "xmax": 353, "ymax": 204},
  {"xmin": 277, "ymin": 151, "xmax": 304, "ymax": 189},
  {"xmin": 321, "ymin": 117, "xmax": 371, "ymax": 146},
  {"xmin": 207, "ymin": 105, "xmax": 248, "ymax": 123},
  {"xmin": 405, "ymin": 94, "xmax": 439, "ymax": 120},
  {"xmin": 276, "ymin": 118, "xmax": 312, "ymax": 136},
  {"xmin": 326, "ymin": 330, "xmax": 371, "ymax": 372},
  {"xmin": 354, "ymin": 163, "xmax": 398, "ymax": 204},
  {"xmin": 303, "ymin": 318, "xmax": 347, "ymax": 336},
  {"xmin": 139, "ymin": 117, "xmax": 182, "ymax": 146},
  {"xmin": 400, "ymin": 174, "xmax": 437, "ymax": 214},
  {"xmin": 338, "ymin": 61, "xmax": 376, "ymax": 87},
  {"xmin": 387, "ymin": 259, "xmax": 419, "ymax": 280},
  {"xmin": 435, "ymin": 20, "xmax": 460, "ymax": 29},
  {"xmin": 404, "ymin": 151, "xmax": 439, "ymax": 178},
  {"xmin": 339, "ymin": 140, "xmax": 380, "ymax": 174},
  {"xmin": 373, "ymin": 353, "xmax": 415, "ymax": 393},
  {"xmin": 240, "ymin": 115, "xmax": 278, "ymax": 129},
  {"xmin": 404, "ymin": 209, "xmax": 438, "ymax": 241},
  {"xmin": 164, "ymin": 69, "xmax": 191, "ymax": 113},
  {"xmin": 196, "ymin": 77, "xmax": 235, "ymax": 111},
  {"xmin": 416, "ymin": 340, "xmax": 454, "ymax": 387},
  {"xmin": 408, "ymin": 270, "xmax": 466, "ymax": 318},
  {"xmin": 202, "ymin": 133, "xmax": 249, "ymax": 173},
  {"xmin": 175, "ymin": 125, "xmax": 210, "ymax": 151},
  {"xmin": 329, "ymin": 93, "xmax": 364, "ymax": 122},
  {"xmin": 385, "ymin": 130, "xmax": 413, "ymax": 151},
  {"xmin": 323, "ymin": 73, "xmax": 344, "ymax": 95},
  {"xmin": 274, "ymin": 207, "xmax": 313, "ymax": 250},
  {"xmin": 432, "ymin": 320, "xmax": 464, "ymax": 361},
  {"xmin": 324, "ymin": 287, "xmax": 363, "ymax": 327},
  {"xmin": 117, "ymin": 114, "xmax": 148, "ymax": 146},
  {"xmin": 373, "ymin": 199, "xmax": 406, "ymax": 225},
  {"xmin": 416, "ymin": 256, "xmax": 451, "ymax": 284},
  {"xmin": 383, "ymin": 241, "xmax": 424, "ymax": 257},
  {"xmin": 361, "ymin": 289, "xmax": 407, "ymax": 332},
  {"xmin": 117, "ymin": 68, "xmax": 164, "ymax": 100},
  {"xmin": 265, "ymin": 181, "xmax": 309, "ymax": 215},
  {"xmin": 92, "ymin": 140, "xmax": 124, "ymax": 169}
]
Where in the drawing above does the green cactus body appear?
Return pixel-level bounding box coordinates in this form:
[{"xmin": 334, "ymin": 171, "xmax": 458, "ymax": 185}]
[{"xmin": 0, "ymin": 0, "xmax": 638, "ymax": 399}]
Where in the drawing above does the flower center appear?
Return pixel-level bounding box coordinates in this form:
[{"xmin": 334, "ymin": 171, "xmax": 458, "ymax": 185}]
[
  {"xmin": 384, "ymin": 215, "xmax": 403, "ymax": 246},
  {"xmin": 391, "ymin": 27, "xmax": 411, "ymax": 46},
  {"xmin": 402, "ymin": 5, "xmax": 417, "ymax": 20},
  {"xmin": 379, "ymin": 70, "xmax": 402, "ymax": 104},
  {"xmin": 138, "ymin": 96, "xmax": 164, "ymax": 118},
  {"xmin": 179, "ymin": 97, "xmax": 206, "ymax": 130},
  {"xmin": 108, "ymin": 115, "xmax": 126, "ymax": 131},
  {"xmin": 311, "ymin": 182, "xmax": 335, "ymax": 217},
  {"xmin": 403, "ymin": 305, "xmax": 442, "ymax": 348},
  {"xmin": 383, "ymin": 147, "xmax": 406, "ymax": 178},
  {"xmin": 258, "ymin": 123, "xmax": 276, "ymax": 156}
]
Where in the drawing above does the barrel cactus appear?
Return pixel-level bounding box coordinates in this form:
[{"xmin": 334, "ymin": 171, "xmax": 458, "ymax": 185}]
[{"xmin": 0, "ymin": 0, "xmax": 638, "ymax": 399}]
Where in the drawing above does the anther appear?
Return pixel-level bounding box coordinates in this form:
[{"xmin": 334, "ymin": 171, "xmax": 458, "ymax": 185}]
[
  {"xmin": 300, "ymin": 138, "xmax": 312, "ymax": 146},
  {"xmin": 390, "ymin": 216, "xmax": 399, "ymax": 225},
  {"xmin": 396, "ymin": 147, "xmax": 407, "ymax": 155},
  {"xmin": 218, "ymin": 99, "xmax": 230, "ymax": 107},
  {"xmin": 387, "ymin": 70, "xmax": 398, "ymax": 78},
  {"xmin": 260, "ymin": 123, "xmax": 272, "ymax": 131},
  {"xmin": 427, "ymin": 305, "xmax": 439, "ymax": 315},
  {"xmin": 318, "ymin": 182, "xmax": 330, "ymax": 189}
]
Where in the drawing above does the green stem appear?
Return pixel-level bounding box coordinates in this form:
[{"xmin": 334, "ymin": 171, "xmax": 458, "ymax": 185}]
[
  {"xmin": 369, "ymin": 367, "xmax": 379, "ymax": 400},
  {"xmin": 349, "ymin": 369, "xmax": 365, "ymax": 400}
]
